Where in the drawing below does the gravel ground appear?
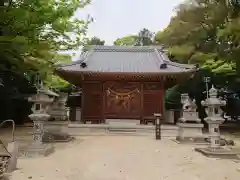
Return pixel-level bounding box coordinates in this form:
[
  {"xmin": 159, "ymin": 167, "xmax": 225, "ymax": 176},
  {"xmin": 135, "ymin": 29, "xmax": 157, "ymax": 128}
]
[{"xmin": 6, "ymin": 136, "xmax": 240, "ymax": 180}]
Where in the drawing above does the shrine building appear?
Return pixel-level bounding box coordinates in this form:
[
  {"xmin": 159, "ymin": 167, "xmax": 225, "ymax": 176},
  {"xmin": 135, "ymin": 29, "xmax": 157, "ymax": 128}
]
[{"xmin": 56, "ymin": 45, "xmax": 196, "ymax": 124}]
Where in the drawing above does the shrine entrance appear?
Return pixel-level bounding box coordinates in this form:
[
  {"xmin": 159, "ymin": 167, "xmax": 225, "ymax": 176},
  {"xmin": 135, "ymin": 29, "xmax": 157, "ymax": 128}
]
[
  {"xmin": 104, "ymin": 82, "xmax": 141, "ymax": 119},
  {"xmin": 81, "ymin": 81, "xmax": 164, "ymax": 124}
]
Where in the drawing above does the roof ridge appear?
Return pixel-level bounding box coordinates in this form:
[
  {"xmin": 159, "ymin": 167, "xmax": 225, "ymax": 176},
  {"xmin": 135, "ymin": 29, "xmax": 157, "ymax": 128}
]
[
  {"xmin": 165, "ymin": 61, "xmax": 196, "ymax": 69},
  {"xmin": 154, "ymin": 48, "xmax": 196, "ymax": 69},
  {"xmin": 84, "ymin": 45, "xmax": 164, "ymax": 52}
]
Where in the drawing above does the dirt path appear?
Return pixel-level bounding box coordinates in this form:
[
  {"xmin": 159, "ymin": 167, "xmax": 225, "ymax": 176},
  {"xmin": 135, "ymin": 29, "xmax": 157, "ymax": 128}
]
[{"xmin": 8, "ymin": 136, "xmax": 240, "ymax": 180}]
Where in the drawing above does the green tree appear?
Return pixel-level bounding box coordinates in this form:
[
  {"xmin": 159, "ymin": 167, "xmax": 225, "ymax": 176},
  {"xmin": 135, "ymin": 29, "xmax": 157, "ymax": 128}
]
[
  {"xmin": 114, "ymin": 28, "xmax": 155, "ymax": 46},
  {"xmin": 87, "ymin": 36, "xmax": 105, "ymax": 45},
  {"xmin": 44, "ymin": 54, "xmax": 72, "ymax": 91},
  {"xmin": 154, "ymin": 0, "xmax": 240, "ymax": 79},
  {"xmin": 0, "ymin": 0, "xmax": 91, "ymax": 80},
  {"xmin": 114, "ymin": 35, "xmax": 138, "ymax": 46},
  {"xmin": 136, "ymin": 28, "xmax": 154, "ymax": 46},
  {"xmin": 0, "ymin": 0, "xmax": 92, "ymax": 123}
]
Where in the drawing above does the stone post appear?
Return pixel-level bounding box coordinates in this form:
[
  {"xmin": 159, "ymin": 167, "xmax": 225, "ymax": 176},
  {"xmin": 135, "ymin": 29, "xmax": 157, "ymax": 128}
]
[{"xmin": 154, "ymin": 113, "xmax": 162, "ymax": 140}]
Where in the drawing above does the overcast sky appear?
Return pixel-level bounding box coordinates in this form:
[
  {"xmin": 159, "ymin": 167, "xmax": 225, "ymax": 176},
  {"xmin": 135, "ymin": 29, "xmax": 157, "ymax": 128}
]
[{"xmin": 75, "ymin": 0, "xmax": 184, "ymax": 45}]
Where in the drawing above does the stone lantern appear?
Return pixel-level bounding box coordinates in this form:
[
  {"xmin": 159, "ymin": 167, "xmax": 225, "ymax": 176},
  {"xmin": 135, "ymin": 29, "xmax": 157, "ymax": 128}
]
[
  {"xmin": 195, "ymin": 86, "xmax": 239, "ymax": 158},
  {"xmin": 176, "ymin": 94, "xmax": 204, "ymax": 142},
  {"xmin": 201, "ymin": 85, "xmax": 226, "ymax": 149},
  {"xmin": 24, "ymin": 88, "xmax": 57, "ymax": 157}
]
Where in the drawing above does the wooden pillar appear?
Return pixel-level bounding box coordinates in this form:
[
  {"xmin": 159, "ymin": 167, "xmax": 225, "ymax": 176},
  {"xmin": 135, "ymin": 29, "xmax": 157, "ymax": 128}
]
[
  {"xmin": 102, "ymin": 82, "xmax": 105, "ymax": 124},
  {"xmin": 160, "ymin": 77, "xmax": 165, "ymax": 122},
  {"xmin": 140, "ymin": 83, "xmax": 144, "ymax": 124},
  {"xmin": 81, "ymin": 83, "xmax": 85, "ymax": 123}
]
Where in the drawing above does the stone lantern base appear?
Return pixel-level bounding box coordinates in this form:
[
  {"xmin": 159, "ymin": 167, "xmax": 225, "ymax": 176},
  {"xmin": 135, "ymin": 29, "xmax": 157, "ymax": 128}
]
[
  {"xmin": 21, "ymin": 143, "xmax": 54, "ymax": 158},
  {"xmin": 195, "ymin": 147, "xmax": 240, "ymax": 159},
  {"xmin": 21, "ymin": 113, "xmax": 55, "ymax": 158},
  {"xmin": 43, "ymin": 131, "xmax": 75, "ymax": 143}
]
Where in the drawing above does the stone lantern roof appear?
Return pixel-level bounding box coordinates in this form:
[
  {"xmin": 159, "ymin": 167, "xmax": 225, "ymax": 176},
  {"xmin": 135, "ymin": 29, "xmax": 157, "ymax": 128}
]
[
  {"xmin": 38, "ymin": 88, "xmax": 59, "ymax": 97},
  {"xmin": 202, "ymin": 85, "xmax": 226, "ymax": 107}
]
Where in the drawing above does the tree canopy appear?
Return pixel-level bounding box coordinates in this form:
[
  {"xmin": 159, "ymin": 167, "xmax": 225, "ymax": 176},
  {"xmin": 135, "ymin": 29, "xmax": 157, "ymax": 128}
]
[
  {"xmin": 154, "ymin": 0, "xmax": 240, "ymax": 78},
  {"xmin": 1, "ymin": 0, "xmax": 92, "ymax": 85},
  {"xmin": 0, "ymin": 0, "xmax": 92, "ymax": 123},
  {"xmin": 113, "ymin": 28, "xmax": 155, "ymax": 46},
  {"xmin": 114, "ymin": 35, "xmax": 138, "ymax": 46},
  {"xmin": 87, "ymin": 36, "xmax": 105, "ymax": 45}
]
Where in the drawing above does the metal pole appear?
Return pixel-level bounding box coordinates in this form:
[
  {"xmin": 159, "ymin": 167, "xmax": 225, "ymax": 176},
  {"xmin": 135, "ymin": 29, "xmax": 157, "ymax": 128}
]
[
  {"xmin": 206, "ymin": 81, "xmax": 209, "ymax": 99},
  {"xmin": 204, "ymin": 77, "xmax": 210, "ymax": 98}
]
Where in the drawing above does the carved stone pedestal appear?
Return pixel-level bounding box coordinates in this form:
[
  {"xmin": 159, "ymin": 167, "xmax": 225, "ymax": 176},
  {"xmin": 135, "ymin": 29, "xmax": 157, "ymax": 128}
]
[
  {"xmin": 175, "ymin": 94, "xmax": 204, "ymax": 144},
  {"xmin": 176, "ymin": 123, "xmax": 204, "ymax": 142},
  {"xmin": 23, "ymin": 114, "xmax": 54, "ymax": 157}
]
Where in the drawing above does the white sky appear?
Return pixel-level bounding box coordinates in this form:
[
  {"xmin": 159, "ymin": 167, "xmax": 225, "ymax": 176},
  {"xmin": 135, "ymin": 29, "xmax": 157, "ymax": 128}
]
[{"xmin": 75, "ymin": 0, "xmax": 184, "ymax": 45}]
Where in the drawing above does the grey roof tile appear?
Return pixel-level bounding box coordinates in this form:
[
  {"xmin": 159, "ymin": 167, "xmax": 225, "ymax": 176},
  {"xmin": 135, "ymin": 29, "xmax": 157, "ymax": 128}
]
[{"xmin": 57, "ymin": 45, "xmax": 196, "ymax": 73}]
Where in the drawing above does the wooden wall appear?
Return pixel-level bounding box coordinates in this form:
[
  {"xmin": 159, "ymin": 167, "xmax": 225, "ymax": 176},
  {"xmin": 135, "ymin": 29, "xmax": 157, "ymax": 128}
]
[
  {"xmin": 142, "ymin": 82, "xmax": 164, "ymax": 121},
  {"xmin": 82, "ymin": 82, "xmax": 103, "ymax": 124},
  {"xmin": 82, "ymin": 81, "xmax": 164, "ymax": 124}
]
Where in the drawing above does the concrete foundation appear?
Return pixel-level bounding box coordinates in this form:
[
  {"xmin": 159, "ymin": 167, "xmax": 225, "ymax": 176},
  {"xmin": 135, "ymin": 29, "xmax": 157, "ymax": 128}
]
[{"xmin": 67, "ymin": 123, "xmax": 179, "ymax": 139}]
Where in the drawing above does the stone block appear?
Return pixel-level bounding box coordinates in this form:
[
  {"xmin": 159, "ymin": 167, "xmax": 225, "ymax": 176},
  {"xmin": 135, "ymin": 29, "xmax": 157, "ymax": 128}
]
[
  {"xmin": 165, "ymin": 110, "xmax": 175, "ymax": 124},
  {"xmin": 106, "ymin": 119, "xmax": 140, "ymax": 125},
  {"xmin": 177, "ymin": 123, "xmax": 204, "ymax": 139},
  {"xmin": 21, "ymin": 144, "xmax": 54, "ymax": 158}
]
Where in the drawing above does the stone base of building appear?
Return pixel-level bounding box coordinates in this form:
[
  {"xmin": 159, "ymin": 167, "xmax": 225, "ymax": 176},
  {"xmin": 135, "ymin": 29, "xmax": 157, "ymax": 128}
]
[
  {"xmin": 195, "ymin": 147, "xmax": 240, "ymax": 159},
  {"xmin": 105, "ymin": 119, "xmax": 141, "ymax": 126},
  {"xmin": 20, "ymin": 143, "xmax": 54, "ymax": 158},
  {"xmin": 67, "ymin": 123, "xmax": 179, "ymax": 139}
]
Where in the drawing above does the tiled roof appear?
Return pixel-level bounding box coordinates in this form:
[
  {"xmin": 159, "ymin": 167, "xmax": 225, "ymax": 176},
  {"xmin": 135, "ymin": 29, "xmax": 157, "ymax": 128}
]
[{"xmin": 56, "ymin": 46, "xmax": 196, "ymax": 74}]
